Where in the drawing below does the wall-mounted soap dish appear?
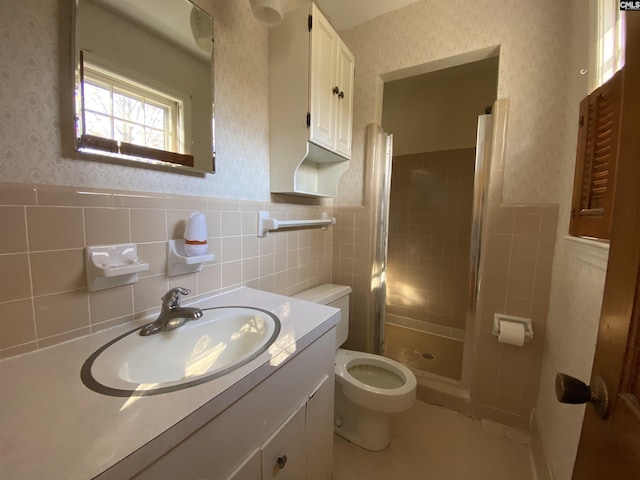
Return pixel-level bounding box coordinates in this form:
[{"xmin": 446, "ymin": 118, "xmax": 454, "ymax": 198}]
[
  {"xmin": 85, "ymin": 243, "xmax": 149, "ymax": 292},
  {"xmin": 167, "ymin": 239, "xmax": 215, "ymax": 277}
]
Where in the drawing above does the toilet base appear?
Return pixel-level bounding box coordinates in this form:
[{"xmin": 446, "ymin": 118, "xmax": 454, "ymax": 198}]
[{"xmin": 334, "ymin": 382, "xmax": 391, "ymax": 451}]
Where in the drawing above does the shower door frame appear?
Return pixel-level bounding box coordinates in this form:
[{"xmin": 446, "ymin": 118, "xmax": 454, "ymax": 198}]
[{"xmin": 370, "ymin": 110, "xmax": 496, "ymax": 389}]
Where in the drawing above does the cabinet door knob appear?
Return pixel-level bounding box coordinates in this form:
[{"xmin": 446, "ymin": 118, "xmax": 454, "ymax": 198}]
[
  {"xmin": 276, "ymin": 455, "xmax": 288, "ymax": 469},
  {"xmin": 332, "ymin": 86, "xmax": 339, "ymax": 95},
  {"xmin": 338, "ymin": 91, "xmax": 345, "ymax": 99}
]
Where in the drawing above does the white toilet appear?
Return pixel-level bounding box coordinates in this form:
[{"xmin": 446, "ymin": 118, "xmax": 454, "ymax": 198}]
[{"xmin": 293, "ymin": 284, "xmax": 416, "ymax": 451}]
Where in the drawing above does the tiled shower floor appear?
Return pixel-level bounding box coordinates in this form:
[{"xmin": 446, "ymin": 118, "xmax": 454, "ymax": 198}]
[
  {"xmin": 384, "ymin": 324, "xmax": 464, "ymax": 380},
  {"xmin": 332, "ymin": 400, "xmax": 533, "ymax": 480}
]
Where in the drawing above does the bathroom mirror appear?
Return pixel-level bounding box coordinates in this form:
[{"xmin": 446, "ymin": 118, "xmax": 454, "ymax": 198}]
[{"xmin": 72, "ymin": 0, "xmax": 215, "ymax": 173}]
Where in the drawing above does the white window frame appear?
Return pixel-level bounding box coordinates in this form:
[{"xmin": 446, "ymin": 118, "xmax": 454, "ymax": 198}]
[
  {"xmin": 77, "ymin": 52, "xmax": 192, "ymax": 154},
  {"xmin": 589, "ymin": 0, "xmax": 626, "ymax": 92}
]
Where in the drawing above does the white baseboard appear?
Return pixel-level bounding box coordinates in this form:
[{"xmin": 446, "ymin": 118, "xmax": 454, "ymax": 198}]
[{"xmin": 530, "ymin": 409, "xmax": 554, "ymax": 480}]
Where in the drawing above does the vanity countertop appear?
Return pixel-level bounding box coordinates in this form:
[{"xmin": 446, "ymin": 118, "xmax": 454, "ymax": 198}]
[{"xmin": 0, "ymin": 287, "xmax": 339, "ymax": 480}]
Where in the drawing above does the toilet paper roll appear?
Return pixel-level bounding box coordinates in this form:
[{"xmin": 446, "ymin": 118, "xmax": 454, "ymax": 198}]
[{"xmin": 498, "ymin": 320, "xmax": 525, "ymax": 347}]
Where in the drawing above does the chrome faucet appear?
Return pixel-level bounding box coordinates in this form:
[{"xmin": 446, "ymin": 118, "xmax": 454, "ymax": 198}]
[{"xmin": 139, "ymin": 287, "xmax": 203, "ymax": 336}]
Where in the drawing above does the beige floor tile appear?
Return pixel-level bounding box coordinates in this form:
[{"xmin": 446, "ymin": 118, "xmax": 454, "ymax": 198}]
[{"xmin": 332, "ymin": 400, "xmax": 533, "ymax": 480}]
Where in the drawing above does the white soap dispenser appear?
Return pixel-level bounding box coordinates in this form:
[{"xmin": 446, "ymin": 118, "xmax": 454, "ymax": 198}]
[{"xmin": 183, "ymin": 211, "xmax": 208, "ymax": 256}]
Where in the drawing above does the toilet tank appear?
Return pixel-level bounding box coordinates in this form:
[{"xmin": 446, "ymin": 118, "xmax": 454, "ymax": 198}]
[{"xmin": 293, "ymin": 284, "xmax": 351, "ymax": 347}]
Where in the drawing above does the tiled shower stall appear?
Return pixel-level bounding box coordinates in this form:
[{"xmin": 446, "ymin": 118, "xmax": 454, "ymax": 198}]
[{"xmin": 384, "ymin": 148, "xmax": 476, "ymax": 380}]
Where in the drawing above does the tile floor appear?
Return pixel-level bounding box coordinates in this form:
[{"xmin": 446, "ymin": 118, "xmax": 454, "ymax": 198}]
[{"xmin": 332, "ymin": 400, "xmax": 534, "ymax": 480}]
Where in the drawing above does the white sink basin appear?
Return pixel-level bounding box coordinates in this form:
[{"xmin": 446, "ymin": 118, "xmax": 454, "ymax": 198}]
[{"xmin": 81, "ymin": 306, "xmax": 281, "ymax": 396}]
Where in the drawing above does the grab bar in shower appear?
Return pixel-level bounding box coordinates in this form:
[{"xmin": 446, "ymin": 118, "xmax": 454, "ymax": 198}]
[{"xmin": 257, "ymin": 210, "xmax": 336, "ymax": 237}]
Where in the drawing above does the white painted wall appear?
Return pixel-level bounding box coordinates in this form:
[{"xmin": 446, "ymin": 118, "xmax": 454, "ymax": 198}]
[
  {"xmin": 381, "ymin": 57, "xmax": 498, "ymax": 156},
  {"xmin": 535, "ymin": 237, "xmax": 608, "ymax": 480}
]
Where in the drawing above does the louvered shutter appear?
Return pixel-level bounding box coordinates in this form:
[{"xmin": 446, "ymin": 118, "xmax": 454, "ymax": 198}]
[{"xmin": 569, "ymin": 69, "xmax": 623, "ymax": 239}]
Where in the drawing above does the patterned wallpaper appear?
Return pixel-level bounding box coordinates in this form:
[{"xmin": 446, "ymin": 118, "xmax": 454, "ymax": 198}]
[
  {"xmin": 338, "ymin": 0, "xmax": 588, "ymax": 206},
  {"xmin": 0, "ymin": 0, "xmax": 271, "ymax": 201},
  {"xmin": 1, "ymin": 0, "xmax": 587, "ymax": 206}
]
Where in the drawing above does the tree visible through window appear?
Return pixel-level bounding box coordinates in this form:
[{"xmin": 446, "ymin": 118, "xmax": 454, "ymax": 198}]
[{"xmin": 81, "ymin": 63, "xmax": 182, "ymax": 153}]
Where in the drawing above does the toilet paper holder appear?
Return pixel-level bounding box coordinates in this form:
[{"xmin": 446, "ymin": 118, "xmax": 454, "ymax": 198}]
[{"xmin": 492, "ymin": 314, "xmax": 533, "ymax": 342}]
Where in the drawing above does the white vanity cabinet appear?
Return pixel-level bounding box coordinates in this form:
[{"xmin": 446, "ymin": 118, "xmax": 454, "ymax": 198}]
[
  {"xmin": 269, "ymin": 3, "xmax": 354, "ymax": 197},
  {"xmin": 260, "ymin": 404, "xmax": 306, "ymax": 479},
  {"xmin": 224, "ymin": 450, "xmax": 261, "ymax": 480},
  {"xmin": 132, "ymin": 329, "xmax": 335, "ymax": 480},
  {"xmin": 228, "ymin": 372, "xmax": 333, "ymax": 480}
]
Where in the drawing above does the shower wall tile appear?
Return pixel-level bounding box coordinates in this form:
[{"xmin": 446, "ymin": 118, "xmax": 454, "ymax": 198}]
[
  {"xmin": 0, "ymin": 182, "xmax": 333, "ymax": 357},
  {"xmin": 471, "ymin": 202, "xmax": 559, "ymax": 429},
  {"xmin": 387, "ymin": 149, "xmax": 476, "ymax": 334},
  {"xmin": 332, "ymin": 206, "xmax": 375, "ymax": 352}
]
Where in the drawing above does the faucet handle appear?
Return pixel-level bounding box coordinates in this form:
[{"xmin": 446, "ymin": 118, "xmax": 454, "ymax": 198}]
[{"xmin": 162, "ymin": 287, "xmax": 191, "ymax": 308}]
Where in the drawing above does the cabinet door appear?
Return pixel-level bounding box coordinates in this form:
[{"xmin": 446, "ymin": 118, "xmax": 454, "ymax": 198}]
[
  {"xmin": 309, "ymin": 6, "xmax": 337, "ymax": 152},
  {"xmin": 305, "ymin": 375, "xmax": 334, "ymax": 480},
  {"xmin": 225, "ymin": 449, "xmax": 261, "ymax": 480},
  {"xmin": 334, "ymin": 41, "xmax": 354, "ymax": 158},
  {"xmin": 261, "ymin": 405, "xmax": 306, "ymax": 479}
]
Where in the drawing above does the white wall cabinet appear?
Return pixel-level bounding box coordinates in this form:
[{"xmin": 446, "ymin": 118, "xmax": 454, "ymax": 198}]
[
  {"xmin": 308, "ymin": 6, "xmax": 354, "ymax": 159},
  {"xmin": 132, "ymin": 330, "xmax": 335, "ymax": 480},
  {"xmin": 270, "ymin": 3, "xmax": 354, "ymax": 197}
]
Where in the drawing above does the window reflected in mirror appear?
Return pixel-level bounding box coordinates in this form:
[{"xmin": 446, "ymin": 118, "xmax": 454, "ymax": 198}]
[{"xmin": 74, "ymin": 0, "xmax": 215, "ymax": 173}]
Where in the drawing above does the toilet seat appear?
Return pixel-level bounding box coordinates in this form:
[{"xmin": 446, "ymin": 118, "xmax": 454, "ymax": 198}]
[
  {"xmin": 292, "ymin": 284, "xmax": 417, "ymax": 450},
  {"xmin": 335, "ymin": 348, "xmax": 417, "ymax": 414}
]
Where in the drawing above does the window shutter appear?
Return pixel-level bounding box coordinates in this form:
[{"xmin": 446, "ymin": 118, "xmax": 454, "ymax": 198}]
[{"xmin": 570, "ymin": 69, "xmax": 623, "ymax": 239}]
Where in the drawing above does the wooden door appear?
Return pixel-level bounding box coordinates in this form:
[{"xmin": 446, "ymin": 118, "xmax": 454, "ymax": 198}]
[{"xmin": 571, "ymin": 14, "xmax": 640, "ymax": 480}]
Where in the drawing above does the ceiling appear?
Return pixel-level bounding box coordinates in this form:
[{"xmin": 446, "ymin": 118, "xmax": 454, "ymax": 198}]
[
  {"xmin": 90, "ymin": 0, "xmax": 423, "ymax": 58},
  {"xmin": 314, "ymin": 0, "xmax": 423, "ymax": 31},
  {"xmin": 91, "ymin": 0, "xmax": 211, "ymax": 61}
]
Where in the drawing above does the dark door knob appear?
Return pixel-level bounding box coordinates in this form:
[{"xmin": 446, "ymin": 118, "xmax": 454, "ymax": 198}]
[
  {"xmin": 338, "ymin": 91, "xmax": 345, "ymax": 99},
  {"xmin": 555, "ymin": 373, "xmax": 610, "ymax": 419},
  {"xmin": 332, "ymin": 86, "xmax": 339, "ymax": 95}
]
